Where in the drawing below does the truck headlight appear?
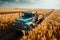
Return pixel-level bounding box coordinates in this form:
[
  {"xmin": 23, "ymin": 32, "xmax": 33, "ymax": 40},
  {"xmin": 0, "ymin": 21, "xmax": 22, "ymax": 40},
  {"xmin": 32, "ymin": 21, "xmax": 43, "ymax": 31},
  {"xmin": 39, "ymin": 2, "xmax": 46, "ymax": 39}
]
[{"xmin": 24, "ymin": 26, "xmax": 26, "ymax": 28}]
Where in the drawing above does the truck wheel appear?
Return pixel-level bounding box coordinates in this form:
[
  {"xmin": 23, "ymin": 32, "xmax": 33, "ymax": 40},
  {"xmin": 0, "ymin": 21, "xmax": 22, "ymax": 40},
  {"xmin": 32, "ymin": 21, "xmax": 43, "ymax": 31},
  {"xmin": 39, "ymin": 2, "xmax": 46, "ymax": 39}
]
[{"xmin": 30, "ymin": 24, "xmax": 34, "ymax": 28}]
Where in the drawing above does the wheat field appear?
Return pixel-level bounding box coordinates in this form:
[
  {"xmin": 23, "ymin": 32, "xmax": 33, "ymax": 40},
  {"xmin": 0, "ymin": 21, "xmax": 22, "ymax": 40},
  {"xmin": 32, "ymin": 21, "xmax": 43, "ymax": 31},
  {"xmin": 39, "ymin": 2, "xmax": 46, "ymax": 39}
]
[{"xmin": 0, "ymin": 9, "xmax": 60, "ymax": 40}]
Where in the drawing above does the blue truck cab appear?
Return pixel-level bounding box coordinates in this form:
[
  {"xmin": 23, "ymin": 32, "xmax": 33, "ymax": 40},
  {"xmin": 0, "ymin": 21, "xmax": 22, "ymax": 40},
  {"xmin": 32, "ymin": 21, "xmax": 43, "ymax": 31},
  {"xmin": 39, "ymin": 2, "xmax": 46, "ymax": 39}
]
[{"xmin": 12, "ymin": 12, "xmax": 35, "ymax": 31}]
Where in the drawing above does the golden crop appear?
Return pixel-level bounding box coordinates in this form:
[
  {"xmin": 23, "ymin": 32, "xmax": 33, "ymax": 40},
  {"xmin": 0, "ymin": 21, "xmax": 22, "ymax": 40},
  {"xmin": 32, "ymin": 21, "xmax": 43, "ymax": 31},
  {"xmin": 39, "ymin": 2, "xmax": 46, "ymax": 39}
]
[{"xmin": 0, "ymin": 9, "xmax": 60, "ymax": 40}]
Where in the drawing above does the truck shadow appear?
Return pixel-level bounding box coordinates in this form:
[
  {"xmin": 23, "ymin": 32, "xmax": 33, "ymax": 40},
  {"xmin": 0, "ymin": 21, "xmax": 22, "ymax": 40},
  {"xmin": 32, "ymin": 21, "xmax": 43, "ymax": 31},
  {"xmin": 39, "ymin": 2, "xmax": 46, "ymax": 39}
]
[{"xmin": 11, "ymin": 30, "xmax": 23, "ymax": 40}]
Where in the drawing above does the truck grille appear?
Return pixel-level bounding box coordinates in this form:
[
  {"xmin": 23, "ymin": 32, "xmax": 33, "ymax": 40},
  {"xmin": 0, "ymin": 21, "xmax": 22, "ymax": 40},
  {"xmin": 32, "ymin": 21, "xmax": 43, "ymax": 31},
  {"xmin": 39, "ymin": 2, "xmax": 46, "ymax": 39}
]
[{"xmin": 14, "ymin": 22, "xmax": 24, "ymax": 29}]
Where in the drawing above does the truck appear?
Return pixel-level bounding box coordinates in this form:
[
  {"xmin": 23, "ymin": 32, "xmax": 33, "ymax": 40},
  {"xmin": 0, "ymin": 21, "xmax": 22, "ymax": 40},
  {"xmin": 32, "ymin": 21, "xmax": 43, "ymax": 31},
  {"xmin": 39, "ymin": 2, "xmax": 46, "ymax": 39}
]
[{"xmin": 12, "ymin": 12, "xmax": 44, "ymax": 31}]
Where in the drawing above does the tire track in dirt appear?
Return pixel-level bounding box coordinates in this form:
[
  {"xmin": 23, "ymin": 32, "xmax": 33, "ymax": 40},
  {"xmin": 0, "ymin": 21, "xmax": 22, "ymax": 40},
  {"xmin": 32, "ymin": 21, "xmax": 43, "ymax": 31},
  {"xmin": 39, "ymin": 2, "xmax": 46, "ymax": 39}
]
[{"xmin": 44, "ymin": 9, "xmax": 54, "ymax": 18}]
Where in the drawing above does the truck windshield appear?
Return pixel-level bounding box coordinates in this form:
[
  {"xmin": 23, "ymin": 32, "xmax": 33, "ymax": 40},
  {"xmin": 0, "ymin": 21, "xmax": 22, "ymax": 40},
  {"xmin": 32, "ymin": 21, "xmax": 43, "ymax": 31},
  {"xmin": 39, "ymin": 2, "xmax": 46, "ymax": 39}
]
[{"xmin": 22, "ymin": 13, "xmax": 34, "ymax": 18}]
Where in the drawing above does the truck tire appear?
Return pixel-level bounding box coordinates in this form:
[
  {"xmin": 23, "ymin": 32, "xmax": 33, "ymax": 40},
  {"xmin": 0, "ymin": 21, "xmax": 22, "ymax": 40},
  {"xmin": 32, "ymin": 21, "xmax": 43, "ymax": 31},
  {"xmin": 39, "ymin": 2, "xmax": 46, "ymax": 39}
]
[{"xmin": 30, "ymin": 24, "xmax": 34, "ymax": 29}]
